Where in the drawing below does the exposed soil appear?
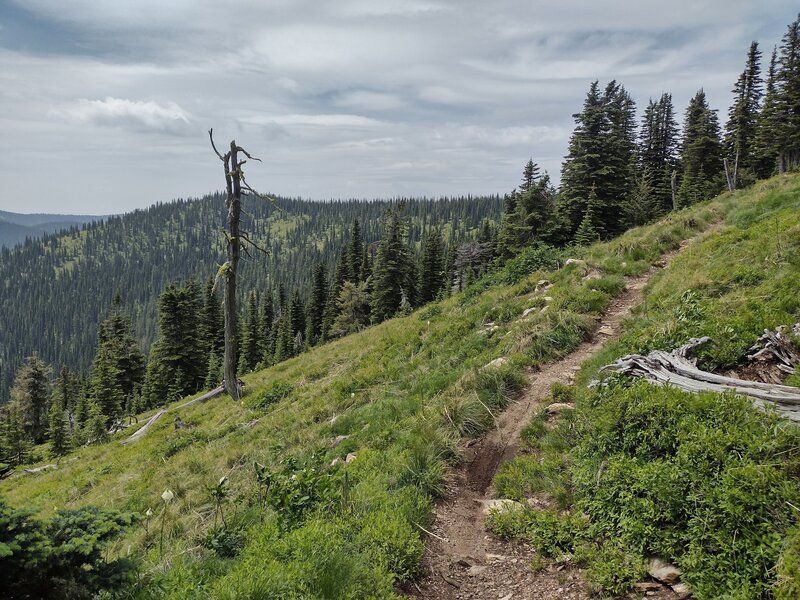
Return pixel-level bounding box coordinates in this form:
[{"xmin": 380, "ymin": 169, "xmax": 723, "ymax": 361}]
[{"xmin": 406, "ymin": 240, "xmax": 709, "ymax": 600}]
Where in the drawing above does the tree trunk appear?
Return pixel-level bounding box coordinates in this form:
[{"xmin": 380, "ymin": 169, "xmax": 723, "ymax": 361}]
[{"xmin": 224, "ymin": 141, "xmax": 241, "ymax": 400}]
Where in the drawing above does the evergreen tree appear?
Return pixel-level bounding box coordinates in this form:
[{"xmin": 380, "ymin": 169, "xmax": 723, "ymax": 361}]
[
  {"xmin": 347, "ymin": 220, "xmax": 364, "ymax": 282},
  {"xmin": 774, "ymin": 14, "xmax": 800, "ymax": 172},
  {"xmin": 677, "ymin": 89, "xmax": 725, "ymax": 207},
  {"xmin": 9, "ymin": 354, "xmax": 52, "ymax": 444},
  {"xmin": 204, "ymin": 352, "xmax": 222, "ymax": 389},
  {"xmin": 370, "ymin": 210, "xmax": 415, "ymax": 322},
  {"xmin": 199, "ymin": 277, "xmax": 224, "ymax": 359},
  {"xmin": 86, "ymin": 399, "xmax": 108, "ymax": 445},
  {"xmin": 497, "ymin": 161, "xmax": 557, "ymax": 258},
  {"xmin": 330, "ymin": 281, "xmax": 371, "ymax": 336},
  {"xmin": 89, "ymin": 294, "xmax": 145, "ymax": 423},
  {"xmin": 307, "ymin": 264, "xmax": 328, "ymax": 345},
  {"xmin": 273, "ymin": 316, "xmax": 293, "ymax": 362},
  {"xmin": 1, "ymin": 405, "xmax": 30, "ymax": 466},
  {"xmin": 418, "ymin": 229, "xmax": 445, "ymax": 304},
  {"xmin": 559, "ymin": 80, "xmax": 637, "ymax": 238},
  {"xmin": 574, "ymin": 185, "xmax": 604, "ymax": 245},
  {"xmin": 240, "ymin": 290, "xmax": 261, "ymax": 372},
  {"xmin": 47, "ymin": 399, "xmax": 70, "ymax": 457},
  {"xmin": 142, "ymin": 281, "xmax": 203, "ymax": 406},
  {"xmin": 288, "ymin": 289, "xmax": 306, "ymax": 343},
  {"xmin": 754, "ymin": 48, "xmax": 781, "ymax": 178},
  {"xmin": 51, "ymin": 366, "xmax": 77, "ymax": 415},
  {"xmin": 638, "ymin": 93, "xmax": 680, "ymax": 214},
  {"xmin": 260, "ymin": 291, "xmax": 275, "ymax": 364},
  {"xmin": 725, "ymin": 41, "xmax": 763, "ymax": 187}
]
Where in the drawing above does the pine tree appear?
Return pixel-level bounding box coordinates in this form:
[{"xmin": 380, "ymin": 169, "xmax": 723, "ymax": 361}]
[
  {"xmin": 288, "ymin": 289, "xmax": 306, "ymax": 344},
  {"xmin": 1, "ymin": 405, "xmax": 30, "ymax": 466},
  {"xmin": 199, "ymin": 277, "xmax": 224, "ymax": 360},
  {"xmin": 559, "ymin": 80, "xmax": 637, "ymax": 238},
  {"xmin": 574, "ymin": 186, "xmax": 604, "ymax": 245},
  {"xmin": 86, "ymin": 399, "xmax": 108, "ymax": 445},
  {"xmin": 774, "ymin": 14, "xmax": 800, "ymax": 172},
  {"xmin": 347, "ymin": 220, "xmax": 364, "ymax": 282},
  {"xmin": 307, "ymin": 264, "xmax": 328, "ymax": 345},
  {"xmin": 240, "ymin": 290, "xmax": 261, "ymax": 372},
  {"xmin": 204, "ymin": 352, "xmax": 222, "ymax": 389},
  {"xmin": 330, "ymin": 281, "xmax": 371, "ymax": 336},
  {"xmin": 497, "ymin": 161, "xmax": 557, "ymax": 258},
  {"xmin": 370, "ymin": 210, "xmax": 415, "ymax": 322},
  {"xmin": 9, "ymin": 354, "xmax": 52, "ymax": 445},
  {"xmin": 677, "ymin": 89, "xmax": 725, "ymax": 207},
  {"xmin": 418, "ymin": 229, "xmax": 445, "ymax": 304},
  {"xmin": 520, "ymin": 158, "xmax": 539, "ymax": 192},
  {"xmin": 724, "ymin": 41, "xmax": 763, "ymax": 187},
  {"xmin": 90, "ymin": 294, "xmax": 145, "ymax": 423},
  {"xmin": 259, "ymin": 291, "xmax": 275, "ymax": 365},
  {"xmin": 47, "ymin": 399, "xmax": 70, "ymax": 457},
  {"xmin": 754, "ymin": 48, "xmax": 781, "ymax": 178},
  {"xmin": 638, "ymin": 93, "xmax": 680, "ymax": 214}
]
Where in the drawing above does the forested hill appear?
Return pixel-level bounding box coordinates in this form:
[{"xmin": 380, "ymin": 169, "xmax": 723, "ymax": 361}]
[
  {"xmin": 0, "ymin": 210, "xmax": 103, "ymax": 249},
  {"xmin": 0, "ymin": 193, "xmax": 502, "ymax": 400}
]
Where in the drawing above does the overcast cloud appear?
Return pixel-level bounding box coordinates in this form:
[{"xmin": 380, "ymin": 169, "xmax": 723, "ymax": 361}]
[{"xmin": 0, "ymin": 1, "xmax": 796, "ymax": 213}]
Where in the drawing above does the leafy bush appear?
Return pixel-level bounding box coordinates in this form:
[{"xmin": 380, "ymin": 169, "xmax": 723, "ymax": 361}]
[
  {"xmin": 259, "ymin": 456, "xmax": 339, "ymax": 529},
  {"xmin": 0, "ymin": 497, "xmax": 135, "ymax": 599}
]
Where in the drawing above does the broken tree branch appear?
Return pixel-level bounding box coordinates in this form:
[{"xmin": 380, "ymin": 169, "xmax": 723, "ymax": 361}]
[{"xmin": 121, "ymin": 409, "xmax": 167, "ymax": 445}]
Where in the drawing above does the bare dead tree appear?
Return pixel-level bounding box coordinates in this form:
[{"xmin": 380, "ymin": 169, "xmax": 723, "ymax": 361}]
[{"xmin": 209, "ymin": 129, "xmax": 272, "ymax": 400}]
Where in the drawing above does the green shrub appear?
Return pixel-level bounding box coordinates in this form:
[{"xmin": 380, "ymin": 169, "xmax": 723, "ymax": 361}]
[{"xmin": 247, "ymin": 381, "xmax": 294, "ymax": 409}]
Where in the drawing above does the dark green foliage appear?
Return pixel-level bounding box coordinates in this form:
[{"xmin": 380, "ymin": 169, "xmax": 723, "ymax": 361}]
[
  {"xmin": 240, "ymin": 290, "xmax": 262, "ymax": 373},
  {"xmin": 418, "ymin": 228, "xmax": 445, "ymax": 304},
  {"xmin": 370, "ymin": 210, "xmax": 416, "ymax": 322},
  {"xmin": 9, "ymin": 354, "xmax": 51, "ymax": 444},
  {"xmin": 307, "ymin": 264, "xmax": 328, "ymax": 345},
  {"xmin": 725, "ymin": 41, "xmax": 763, "ymax": 187},
  {"xmin": 90, "ymin": 295, "xmax": 145, "ymax": 423},
  {"xmin": 143, "ymin": 281, "xmax": 204, "ymax": 406},
  {"xmin": 638, "ymin": 93, "xmax": 680, "ymax": 214},
  {"xmin": 330, "ymin": 281, "xmax": 371, "ymax": 337},
  {"xmin": 559, "ymin": 80, "xmax": 638, "ymax": 238},
  {"xmin": 0, "ymin": 497, "xmax": 135, "ymax": 600},
  {"xmin": 47, "ymin": 399, "xmax": 70, "ymax": 457},
  {"xmin": 574, "ymin": 185, "xmax": 604, "ymax": 245},
  {"xmin": 754, "ymin": 47, "xmax": 782, "ymax": 178},
  {"xmin": 199, "ymin": 277, "xmax": 224, "ymax": 361},
  {"xmin": 774, "ymin": 15, "xmax": 800, "ymax": 172},
  {"xmin": 246, "ymin": 381, "xmax": 294, "ymax": 410},
  {"xmin": 677, "ymin": 89, "xmax": 725, "ymax": 207}
]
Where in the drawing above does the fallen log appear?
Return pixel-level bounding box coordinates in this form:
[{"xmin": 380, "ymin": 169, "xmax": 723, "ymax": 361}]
[
  {"xmin": 177, "ymin": 384, "xmax": 226, "ymax": 410},
  {"xmin": 121, "ymin": 409, "xmax": 167, "ymax": 445},
  {"xmin": 24, "ymin": 464, "xmax": 58, "ymax": 474},
  {"xmin": 747, "ymin": 323, "xmax": 800, "ymax": 374},
  {"xmin": 599, "ymin": 335, "xmax": 800, "ymax": 422}
]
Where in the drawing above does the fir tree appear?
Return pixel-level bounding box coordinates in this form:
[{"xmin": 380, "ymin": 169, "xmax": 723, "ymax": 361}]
[
  {"xmin": 9, "ymin": 354, "xmax": 52, "ymax": 444},
  {"xmin": 47, "ymin": 400, "xmax": 70, "ymax": 457},
  {"xmin": 774, "ymin": 14, "xmax": 800, "ymax": 172},
  {"xmin": 559, "ymin": 80, "xmax": 637, "ymax": 238},
  {"xmin": 288, "ymin": 289, "xmax": 306, "ymax": 343},
  {"xmin": 90, "ymin": 294, "xmax": 145, "ymax": 422},
  {"xmin": 240, "ymin": 290, "xmax": 261, "ymax": 373},
  {"xmin": 497, "ymin": 161, "xmax": 556, "ymax": 258},
  {"xmin": 677, "ymin": 89, "xmax": 725, "ymax": 207},
  {"xmin": 1, "ymin": 405, "xmax": 30, "ymax": 466},
  {"xmin": 86, "ymin": 399, "xmax": 108, "ymax": 445},
  {"xmin": 331, "ymin": 281, "xmax": 371, "ymax": 336},
  {"xmin": 260, "ymin": 291, "xmax": 275, "ymax": 364},
  {"xmin": 754, "ymin": 47, "xmax": 781, "ymax": 178},
  {"xmin": 370, "ymin": 210, "xmax": 415, "ymax": 322},
  {"xmin": 307, "ymin": 264, "xmax": 328, "ymax": 345},
  {"xmin": 199, "ymin": 277, "xmax": 224, "ymax": 359},
  {"xmin": 574, "ymin": 186, "xmax": 604, "ymax": 245},
  {"xmin": 347, "ymin": 220, "xmax": 364, "ymax": 282},
  {"xmin": 418, "ymin": 228, "xmax": 445, "ymax": 304},
  {"xmin": 725, "ymin": 41, "xmax": 763, "ymax": 187},
  {"xmin": 638, "ymin": 93, "xmax": 680, "ymax": 214}
]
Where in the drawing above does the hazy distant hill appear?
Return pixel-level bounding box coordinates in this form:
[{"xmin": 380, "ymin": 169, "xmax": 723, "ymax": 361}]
[{"xmin": 0, "ymin": 210, "xmax": 104, "ymax": 248}]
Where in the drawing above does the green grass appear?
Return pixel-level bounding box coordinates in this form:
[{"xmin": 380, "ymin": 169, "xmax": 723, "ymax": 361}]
[
  {"xmin": 3, "ymin": 175, "xmax": 787, "ymax": 598},
  {"xmin": 489, "ymin": 174, "xmax": 800, "ymax": 598}
]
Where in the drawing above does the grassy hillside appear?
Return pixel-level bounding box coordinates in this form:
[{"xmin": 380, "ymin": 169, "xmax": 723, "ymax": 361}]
[
  {"xmin": 0, "ymin": 210, "xmax": 102, "ymax": 248},
  {"xmin": 490, "ymin": 175, "xmax": 800, "ymax": 598},
  {"xmin": 3, "ymin": 175, "xmax": 798, "ymax": 598}
]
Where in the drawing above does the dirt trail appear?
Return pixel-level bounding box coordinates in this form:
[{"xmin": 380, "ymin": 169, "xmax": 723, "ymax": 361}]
[{"xmin": 408, "ymin": 239, "xmax": 703, "ymax": 600}]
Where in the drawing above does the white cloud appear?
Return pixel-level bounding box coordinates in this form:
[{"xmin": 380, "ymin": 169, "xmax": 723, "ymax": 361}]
[
  {"xmin": 50, "ymin": 97, "xmax": 192, "ymax": 134},
  {"xmin": 241, "ymin": 114, "xmax": 384, "ymax": 127}
]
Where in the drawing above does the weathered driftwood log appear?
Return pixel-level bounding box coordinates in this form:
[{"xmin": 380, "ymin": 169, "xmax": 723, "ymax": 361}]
[
  {"xmin": 24, "ymin": 464, "xmax": 58, "ymax": 474},
  {"xmin": 177, "ymin": 384, "xmax": 226, "ymax": 409},
  {"xmin": 600, "ymin": 335, "xmax": 800, "ymax": 422},
  {"xmin": 121, "ymin": 409, "xmax": 167, "ymax": 445}
]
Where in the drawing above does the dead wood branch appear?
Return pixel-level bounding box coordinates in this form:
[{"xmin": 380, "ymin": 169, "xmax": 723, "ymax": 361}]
[
  {"xmin": 24, "ymin": 464, "xmax": 58, "ymax": 474},
  {"xmin": 599, "ymin": 331, "xmax": 800, "ymax": 422},
  {"xmin": 121, "ymin": 409, "xmax": 167, "ymax": 445}
]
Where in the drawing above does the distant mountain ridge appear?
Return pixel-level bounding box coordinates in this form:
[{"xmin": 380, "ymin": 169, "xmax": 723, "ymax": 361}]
[{"xmin": 0, "ymin": 210, "xmax": 105, "ymax": 248}]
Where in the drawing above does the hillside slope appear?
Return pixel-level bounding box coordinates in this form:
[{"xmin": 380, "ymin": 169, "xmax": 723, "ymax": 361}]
[
  {"xmin": 2, "ymin": 175, "xmax": 799, "ymax": 598},
  {"xmin": 0, "ymin": 193, "xmax": 501, "ymax": 400},
  {"xmin": 0, "ymin": 210, "xmax": 102, "ymax": 248}
]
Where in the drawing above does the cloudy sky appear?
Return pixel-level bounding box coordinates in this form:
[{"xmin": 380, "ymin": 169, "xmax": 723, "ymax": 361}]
[{"xmin": 0, "ymin": 1, "xmax": 796, "ymax": 214}]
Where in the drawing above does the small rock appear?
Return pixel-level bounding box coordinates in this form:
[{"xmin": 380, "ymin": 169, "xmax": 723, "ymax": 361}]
[
  {"xmin": 331, "ymin": 434, "xmax": 349, "ymax": 447},
  {"xmin": 468, "ymin": 565, "xmax": 487, "ymax": 576},
  {"xmin": 546, "ymin": 402, "xmax": 574, "ymax": 414},
  {"xmin": 498, "ymin": 594, "xmax": 513, "ymax": 600},
  {"xmin": 536, "ymin": 279, "xmax": 552, "ymax": 292},
  {"xmin": 485, "ymin": 553, "xmax": 508, "ymax": 561},
  {"xmin": 521, "ymin": 307, "xmax": 538, "ymax": 318},
  {"xmin": 483, "ymin": 357, "xmax": 509, "ymax": 370},
  {"xmin": 582, "ymin": 269, "xmax": 602, "ymax": 281},
  {"xmin": 647, "ymin": 557, "xmax": 682, "ymax": 584},
  {"xmin": 328, "ymin": 415, "xmax": 338, "ymax": 424},
  {"xmin": 671, "ymin": 582, "xmax": 692, "ymax": 599},
  {"xmin": 565, "ymin": 258, "xmax": 586, "ymax": 267},
  {"xmin": 345, "ymin": 452, "xmax": 357, "ymax": 464},
  {"xmin": 330, "ymin": 458, "xmax": 340, "ymax": 467},
  {"xmin": 479, "ymin": 498, "xmax": 524, "ymax": 516},
  {"xmin": 543, "ymin": 296, "xmax": 554, "ymax": 303},
  {"xmin": 598, "ymin": 325, "xmax": 615, "ymax": 336}
]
